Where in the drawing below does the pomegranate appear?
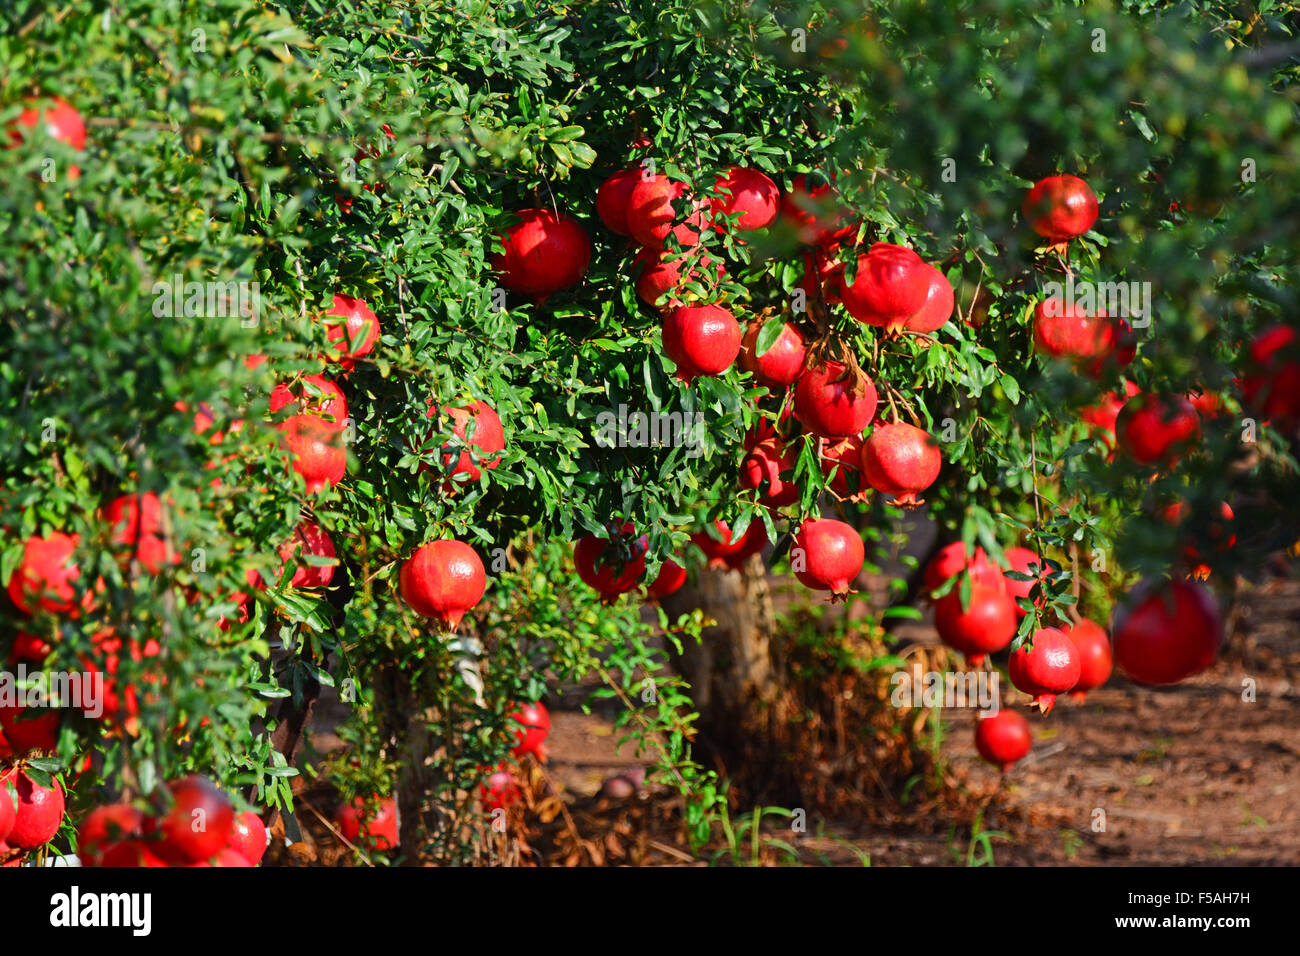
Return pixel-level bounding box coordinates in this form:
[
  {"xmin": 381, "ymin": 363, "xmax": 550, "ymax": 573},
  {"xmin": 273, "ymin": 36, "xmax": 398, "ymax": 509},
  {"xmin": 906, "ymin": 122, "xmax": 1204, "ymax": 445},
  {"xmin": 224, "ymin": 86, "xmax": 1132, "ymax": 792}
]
[
  {"xmin": 1115, "ymin": 394, "xmax": 1200, "ymax": 467},
  {"xmin": 280, "ymin": 413, "xmax": 347, "ymax": 493},
  {"xmin": 691, "ymin": 519, "xmax": 769, "ymax": 571},
  {"xmin": 793, "ymin": 361, "xmax": 878, "ymax": 438},
  {"xmin": 192, "ymin": 848, "xmax": 254, "ymax": 867},
  {"xmin": 1032, "ymin": 298, "xmax": 1114, "ymax": 365},
  {"xmin": 335, "ymin": 795, "xmax": 398, "ymax": 850},
  {"xmin": 226, "ymin": 810, "xmax": 268, "ymax": 865},
  {"xmin": 819, "ymin": 434, "xmax": 867, "ymax": 499},
  {"xmin": 509, "ymin": 701, "xmax": 551, "ymax": 758},
  {"xmin": 661, "ymin": 303, "xmax": 742, "ymax": 384},
  {"xmin": 923, "ymin": 542, "xmax": 1003, "ymax": 597},
  {"xmin": 859, "ymin": 422, "xmax": 941, "ymax": 506},
  {"xmin": 780, "ymin": 172, "xmax": 853, "ymax": 245},
  {"xmin": 154, "ymin": 775, "xmax": 234, "ymax": 862},
  {"xmin": 479, "ymin": 763, "xmax": 520, "ymax": 811},
  {"xmin": 1008, "ymin": 628, "xmax": 1081, "ymax": 713},
  {"xmin": 903, "ymin": 264, "xmax": 954, "ymax": 333},
  {"xmin": 739, "ymin": 435, "xmax": 799, "ymax": 507},
  {"xmin": 77, "ymin": 803, "xmax": 144, "ymax": 866},
  {"xmin": 0, "ymin": 774, "xmax": 14, "ymax": 843},
  {"xmin": 424, "ymin": 400, "xmax": 506, "ymax": 484},
  {"xmin": 1111, "ymin": 578, "xmax": 1222, "ymax": 685},
  {"xmin": 709, "ymin": 166, "xmax": 779, "ymax": 232},
  {"xmin": 1002, "ymin": 546, "xmax": 1050, "ymax": 618},
  {"xmin": 276, "ymin": 520, "xmax": 337, "ymax": 589},
  {"xmin": 797, "ymin": 247, "xmax": 845, "ymax": 306},
  {"xmin": 7, "ymin": 98, "xmax": 86, "ymax": 178},
  {"xmin": 320, "ymin": 294, "xmax": 380, "ymax": 370},
  {"xmin": 0, "ymin": 702, "xmax": 60, "ymax": 753},
  {"xmin": 102, "ymin": 492, "xmax": 175, "ymax": 574},
  {"xmin": 625, "ymin": 173, "xmax": 705, "ymax": 249},
  {"xmin": 739, "ymin": 320, "xmax": 806, "ymax": 389},
  {"xmin": 9, "ymin": 632, "xmax": 52, "ymax": 666},
  {"xmin": 491, "ymin": 208, "xmax": 591, "ymax": 301},
  {"xmin": 99, "ymin": 839, "xmax": 169, "ymax": 867},
  {"xmin": 838, "ymin": 243, "xmax": 932, "ymax": 332},
  {"xmin": 1, "ymin": 768, "xmax": 65, "ymax": 849},
  {"xmin": 1023, "ymin": 174, "xmax": 1099, "ymax": 243},
  {"xmin": 645, "ymin": 558, "xmax": 687, "ymax": 598},
  {"xmin": 1081, "ymin": 381, "xmax": 1142, "ymax": 451},
  {"xmin": 399, "ymin": 539, "xmax": 487, "ymax": 629},
  {"xmin": 1060, "ymin": 618, "xmax": 1112, "ymax": 701},
  {"xmin": 790, "ymin": 518, "xmax": 864, "ymax": 597},
  {"xmin": 634, "ymin": 247, "xmax": 724, "ymax": 309},
  {"xmin": 1187, "ymin": 388, "xmax": 1223, "ymax": 420},
  {"xmin": 7, "ymin": 531, "xmax": 82, "ymax": 615},
  {"xmin": 270, "ymin": 373, "xmax": 348, "ymax": 428},
  {"xmin": 933, "ymin": 584, "xmax": 1017, "ymax": 664},
  {"xmin": 974, "ymin": 709, "xmax": 1032, "ymax": 771},
  {"xmin": 574, "ymin": 524, "xmax": 647, "ymax": 601},
  {"xmin": 1240, "ymin": 325, "xmax": 1300, "ymax": 426},
  {"xmin": 596, "ymin": 166, "xmax": 643, "ymax": 235}
]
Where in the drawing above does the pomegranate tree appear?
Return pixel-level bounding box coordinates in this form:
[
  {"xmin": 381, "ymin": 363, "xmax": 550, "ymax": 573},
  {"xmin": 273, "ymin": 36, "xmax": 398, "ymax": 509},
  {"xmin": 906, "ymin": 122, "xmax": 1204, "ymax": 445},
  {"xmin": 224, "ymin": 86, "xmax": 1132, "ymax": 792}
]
[
  {"xmin": 739, "ymin": 320, "xmax": 807, "ymax": 388},
  {"xmin": 933, "ymin": 584, "xmax": 1017, "ymax": 664},
  {"xmin": 574, "ymin": 524, "xmax": 648, "ymax": 601},
  {"xmin": 709, "ymin": 166, "xmax": 779, "ymax": 232},
  {"xmin": 1115, "ymin": 393, "xmax": 1200, "ymax": 467}
]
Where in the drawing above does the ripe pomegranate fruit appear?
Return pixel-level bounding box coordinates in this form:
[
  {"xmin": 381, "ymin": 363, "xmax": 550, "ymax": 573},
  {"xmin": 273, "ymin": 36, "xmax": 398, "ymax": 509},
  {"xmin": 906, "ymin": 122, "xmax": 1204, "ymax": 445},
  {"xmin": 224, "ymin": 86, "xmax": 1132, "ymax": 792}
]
[
  {"xmin": 1060, "ymin": 618, "xmax": 1113, "ymax": 701},
  {"xmin": 1111, "ymin": 578, "xmax": 1222, "ymax": 685},
  {"xmin": 8, "ymin": 632, "xmax": 52, "ymax": 666},
  {"xmin": 423, "ymin": 400, "xmax": 506, "ymax": 484},
  {"xmin": 491, "ymin": 208, "xmax": 591, "ymax": 301},
  {"xmin": 1008, "ymin": 628, "xmax": 1081, "ymax": 713},
  {"xmin": 270, "ymin": 373, "xmax": 348, "ymax": 428},
  {"xmin": 974, "ymin": 709, "xmax": 1032, "ymax": 771},
  {"xmin": 691, "ymin": 519, "xmax": 769, "ymax": 571},
  {"xmin": 739, "ymin": 320, "xmax": 806, "ymax": 389},
  {"xmin": 226, "ymin": 810, "xmax": 268, "ymax": 865},
  {"xmin": 819, "ymin": 434, "xmax": 867, "ymax": 499},
  {"xmin": 596, "ymin": 166, "xmax": 643, "ymax": 235},
  {"xmin": 933, "ymin": 584, "xmax": 1017, "ymax": 664},
  {"xmin": 7, "ymin": 531, "xmax": 82, "ymax": 615},
  {"xmin": 280, "ymin": 413, "xmax": 347, "ymax": 493},
  {"xmin": 77, "ymin": 803, "xmax": 144, "ymax": 866},
  {"xmin": 797, "ymin": 247, "xmax": 845, "ymax": 306},
  {"xmin": 399, "ymin": 539, "xmax": 487, "ymax": 629},
  {"xmin": 903, "ymin": 264, "xmax": 954, "ymax": 333},
  {"xmin": 709, "ymin": 166, "xmax": 779, "ymax": 232},
  {"xmin": 0, "ymin": 702, "xmax": 60, "ymax": 753},
  {"xmin": 574, "ymin": 524, "xmax": 647, "ymax": 601},
  {"xmin": 1032, "ymin": 299, "xmax": 1115, "ymax": 366},
  {"xmin": 838, "ymin": 243, "xmax": 932, "ymax": 332},
  {"xmin": 793, "ymin": 361, "xmax": 878, "ymax": 438},
  {"xmin": 99, "ymin": 839, "xmax": 169, "ymax": 867},
  {"xmin": 191, "ymin": 848, "xmax": 253, "ymax": 867},
  {"xmin": 859, "ymin": 422, "xmax": 941, "ymax": 506},
  {"xmin": 1002, "ymin": 546, "xmax": 1050, "ymax": 618},
  {"xmin": 923, "ymin": 542, "xmax": 1003, "ymax": 597},
  {"xmin": 1115, "ymin": 394, "xmax": 1200, "ymax": 467},
  {"xmin": 1159, "ymin": 500, "xmax": 1236, "ymax": 578},
  {"xmin": 626, "ymin": 173, "xmax": 705, "ymax": 248},
  {"xmin": 154, "ymin": 775, "xmax": 234, "ymax": 862},
  {"xmin": 7, "ymin": 97, "xmax": 86, "ymax": 178},
  {"xmin": 0, "ymin": 774, "xmax": 14, "ymax": 843},
  {"xmin": 509, "ymin": 701, "xmax": 551, "ymax": 758},
  {"xmin": 645, "ymin": 557, "xmax": 687, "ymax": 598},
  {"xmin": 479, "ymin": 763, "xmax": 520, "ymax": 811},
  {"xmin": 780, "ymin": 172, "xmax": 853, "ymax": 245},
  {"xmin": 1240, "ymin": 325, "xmax": 1300, "ymax": 427},
  {"xmin": 1023, "ymin": 174, "xmax": 1099, "ymax": 243},
  {"xmin": 320, "ymin": 294, "xmax": 380, "ymax": 371},
  {"xmin": 335, "ymin": 795, "xmax": 398, "ymax": 850},
  {"xmin": 739, "ymin": 435, "xmax": 799, "ymax": 507},
  {"xmin": 661, "ymin": 303, "xmax": 742, "ymax": 384},
  {"xmin": 1, "ymin": 768, "xmax": 65, "ymax": 849},
  {"xmin": 104, "ymin": 492, "xmax": 175, "ymax": 574},
  {"xmin": 1081, "ymin": 381, "xmax": 1142, "ymax": 451},
  {"xmin": 791, "ymin": 518, "xmax": 864, "ymax": 597},
  {"xmin": 634, "ymin": 247, "xmax": 724, "ymax": 309},
  {"xmin": 276, "ymin": 520, "xmax": 337, "ymax": 589}
]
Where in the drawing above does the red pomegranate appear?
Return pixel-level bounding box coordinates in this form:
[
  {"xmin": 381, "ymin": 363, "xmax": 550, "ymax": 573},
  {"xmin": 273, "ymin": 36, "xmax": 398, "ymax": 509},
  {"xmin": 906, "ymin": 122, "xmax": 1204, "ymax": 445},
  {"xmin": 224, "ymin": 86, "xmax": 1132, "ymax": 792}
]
[
  {"xmin": 923, "ymin": 542, "xmax": 1003, "ymax": 597},
  {"xmin": 0, "ymin": 702, "xmax": 60, "ymax": 753},
  {"xmin": 661, "ymin": 303, "xmax": 742, "ymax": 384},
  {"xmin": 491, "ymin": 208, "xmax": 591, "ymax": 301},
  {"xmin": 155, "ymin": 775, "xmax": 234, "ymax": 862},
  {"xmin": 1240, "ymin": 325, "xmax": 1300, "ymax": 426},
  {"xmin": 77, "ymin": 803, "xmax": 145, "ymax": 866},
  {"xmin": 192, "ymin": 848, "xmax": 254, "ymax": 867},
  {"xmin": 0, "ymin": 775, "xmax": 14, "ymax": 843},
  {"xmin": 479, "ymin": 763, "xmax": 520, "ymax": 811},
  {"xmin": 574, "ymin": 525, "xmax": 647, "ymax": 601},
  {"xmin": 596, "ymin": 166, "xmax": 643, "ymax": 235},
  {"xmin": 98, "ymin": 839, "xmax": 169, "ymax": 867},
  {"xmin": 797, "ymin": 247, "xmax": 845, "ymax": 306},
  {"xmin": 780, "ymin": 172, "xmax": 853, "ymax": 245},
  {"xmin": 1081, "ymin": 381, "xmax": 1142, "ymax": 451},
  {"xmin": 424, "ymin": 400, "xmax": 506, "ymax": 484},
  {"xmin": 9, "ymin": 632, "xmax": 52, "ymax": 666},
  {"xmin": 819, "ymin": 434, "xmax": 867, "ymax": 499},
  {"xmin": 1002, "ymin": 546, "xmax": 1049, "ymax": 618},
  {"xmin": 335, "ymin": 795, "xmax": 398, "ymax": 850},
  {"xmin": 691, "ymin": 519, "xmax": 769, "ymax": 571},
  {"xmin": 1115, "ymin": 394, "xmax": 1200, "ymax": 467},
  {"xmin": 933, "ymin": 584, "xmax": 1017, "ymax": 664},
  {"xmin": 509, "ymin": 701, "xmax": 551, "ymax": 758},
  {"xmin": 1060, "ymin": 618, "xmax": 1113, "ymax": 701},
  {"xmin": 7, "ymin": 532, "xmax": 82, "ymax": 615},
  {"xmin": 1, "ymin": 768, "xmax": 65, "ymax": 849},
  {"xmin": 791, "ymin": 518, "xmax": 864, "ymax": 597},
  {"xmin": 710, "ymin": 166, "xmax": 779, "ymax": 232},
  {"xmin": 1111, "ymin": 578, "xmax": 1222, "ymax": 685},
  {"xmin": 645, "ymin": 558, "xmax": 687, "ymax": 598},
  {"xmin": 903, "ymin": 264, "xmax": 954, "ymax": 333},
  {"xmin": 7, "ymin": 98, "xmax": 86, "ymax": 178},
  {"xmin": 1032, "ymin": 299, "xmax": 1115, "ymax": 365},
  {"xmin": 793, "ymin": 361, "xmax": 878, "ymax": 438},
  {"xmin": 739, "ymin": 321, "xmax": 806, "ymax": 389},
  {"xmin": 975, "ymin": 709, "xmax": 1033, "ymax": 771},
  {"xmin": 270, "ymin": 373, "xmax": 348, "ymax": 428},
  {"xmin": 859, "ymin": 422, "xmax": 941, "ymax": 506},
  {"xmin": 104, "ymin": 492, "xmax": 175, "ymax": 574},
  {"xmin": 740, "ymin": 435, "xmax": 799, "ymax": 507},
  {"xmin": 226, "ymin": 810, "xmax": 268, "ymax": 865},
  {"xmin": 320, "ymin": 294, "xmax": 380, "ymax": 371},
  {"xmin": 276, "ymin": 520, "xmax": 337, "ymax": 589},
  {"xmin": 399, "ymin": 539, "xmax": 487, "ymax": 629},
  {"xmin": 634, "ymin": 247, "xmax": 724, "ymax": 309},
  {"xmin": 626, "ymin": 173, "xmax": 705, "ymax": 249},
  {"xmin": 1023, "ymin": 174, "xmax": 1099, "ymax": 243},
  {"xmin": 1008, "ymin": 628, "xmax": 1081, "ymax": 713},
  {"xmin": 838, "ymin": 243, "xmax": 932, "ymax": 332},
  {"xmin": 280, "ymin": 413, "xmax": 347, "ymax": 493}
]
